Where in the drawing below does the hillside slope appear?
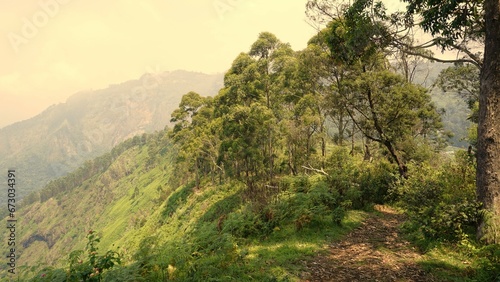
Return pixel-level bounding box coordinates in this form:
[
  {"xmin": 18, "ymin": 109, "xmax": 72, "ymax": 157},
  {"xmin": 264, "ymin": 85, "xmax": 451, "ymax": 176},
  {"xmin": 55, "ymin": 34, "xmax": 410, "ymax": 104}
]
[
  {"xmin": 0, "ymin": 130, "xmax": 172, "ymax": 278},
  {"xmin": 1, "ymin": 128, "xmax": 367, "ymax": 281},
  {"xmin": 0, "ymin": 70, "xmax": 222, "ymax": 204}
]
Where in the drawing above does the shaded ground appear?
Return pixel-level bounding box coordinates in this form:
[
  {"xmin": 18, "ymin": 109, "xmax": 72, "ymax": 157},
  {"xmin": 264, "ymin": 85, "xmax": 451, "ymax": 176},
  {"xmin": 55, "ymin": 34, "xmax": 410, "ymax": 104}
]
[{"xmin": 302, "ymin": 205, "xmax": 435, "ymax": 282}]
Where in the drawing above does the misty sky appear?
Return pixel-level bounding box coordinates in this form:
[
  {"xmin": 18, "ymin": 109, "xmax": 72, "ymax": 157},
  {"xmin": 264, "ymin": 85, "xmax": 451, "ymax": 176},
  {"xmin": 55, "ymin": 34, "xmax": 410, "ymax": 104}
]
[{"xmin": 0, "ymin": 0, "xmax": 408, "ymax": 129}]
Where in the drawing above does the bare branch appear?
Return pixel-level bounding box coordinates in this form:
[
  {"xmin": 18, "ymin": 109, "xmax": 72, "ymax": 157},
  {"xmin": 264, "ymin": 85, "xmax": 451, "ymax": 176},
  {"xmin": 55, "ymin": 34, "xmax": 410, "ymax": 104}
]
[
  {"xmin": 448, "ymin": 42, "xmax": 483, "ymax": 67},
  {"xmin": 301, "ymin": 165, "xmax": 329, "ymax": 176},
  {"xmin": 399, "ymin": 48, "xmax": 481, "ymax": 68}
]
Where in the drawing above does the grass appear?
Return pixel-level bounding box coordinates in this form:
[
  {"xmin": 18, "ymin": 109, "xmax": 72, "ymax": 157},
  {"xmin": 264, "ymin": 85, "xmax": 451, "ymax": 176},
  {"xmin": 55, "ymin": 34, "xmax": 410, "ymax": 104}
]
[
  {"xmin": 417, "ymin": 244, "xmax": 477, "ymax": 281},
  {"xmin": 410, "ymin": 241, "xmax": 500, "ymax": 282},
  {"xmin": 1, "ymin": 135, "xmax": 377, "ymax": 281},
  {"xmin": 399, "ymin": 218, "xmax": 500, "ymax": 282},
  {"xmin": 232, "ymin": 210, "xmax": 365, "ymax": 281},
  {"xmin": 102, "ymin": 176, "xmax": 368, "ymax": 281},
  {"xmin": 250, "ymin": 213, "xmax": 365, "ymax": 278}
]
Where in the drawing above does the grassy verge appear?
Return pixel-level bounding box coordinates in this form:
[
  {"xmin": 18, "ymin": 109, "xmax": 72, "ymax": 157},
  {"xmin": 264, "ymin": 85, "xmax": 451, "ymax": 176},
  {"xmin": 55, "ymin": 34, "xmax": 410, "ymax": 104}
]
[
  {"xmin": 236, "ymin": 210, "xmax": 366, "ymax": 281},
  {"xmin": 414, "ymin": 242, "xmax": 500, "ymax": 282}
]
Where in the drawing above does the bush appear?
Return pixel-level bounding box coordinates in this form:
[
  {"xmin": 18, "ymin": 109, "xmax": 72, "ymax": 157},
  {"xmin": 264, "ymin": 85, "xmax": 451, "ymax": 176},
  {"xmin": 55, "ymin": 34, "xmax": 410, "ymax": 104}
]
[
  {"xmin": 358, "ymin": 160, "xmax": 397, "ymax": 206},
  {"xmin": 223, "ymin": 174, "xmax": 347, "ymax": 237},
  {"xmin": 67, "ymin": 230, "xmax": 122, "ymax": 281},
  {"xmin": 324, "ymin": 147, "xmax": 397, "ymax": 210},
  {"xmin": 101, "ymin": 264, "xmax": 145, "ymax": 282},
  {"xmin": 223, "ymin": 205, "xmax": 272, "ymax": 238},
  {"xmin": 279, "ymin": 175, "xmax": 347, "ymax": 229},
  {"xmin": 396, "ymin": 152, "xmax": 481, "ymax": 242},
  {"xmin": 29, "ymin": 230, "xmax": 122, "ymax": 282}
]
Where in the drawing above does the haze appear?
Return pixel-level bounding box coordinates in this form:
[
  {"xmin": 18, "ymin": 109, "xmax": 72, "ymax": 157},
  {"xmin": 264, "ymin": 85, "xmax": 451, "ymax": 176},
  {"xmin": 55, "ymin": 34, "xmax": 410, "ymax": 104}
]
[{"xmin": 0, "ymin": 0, "xmax": 407, "ymax": 129}]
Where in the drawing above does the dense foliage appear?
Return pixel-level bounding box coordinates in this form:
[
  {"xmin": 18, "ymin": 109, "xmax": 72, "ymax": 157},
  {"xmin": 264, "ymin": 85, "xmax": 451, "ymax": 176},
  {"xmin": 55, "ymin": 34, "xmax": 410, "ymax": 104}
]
[{"xmin": 3, "ymin": 0, "xmax": 499, "ymax": 280}]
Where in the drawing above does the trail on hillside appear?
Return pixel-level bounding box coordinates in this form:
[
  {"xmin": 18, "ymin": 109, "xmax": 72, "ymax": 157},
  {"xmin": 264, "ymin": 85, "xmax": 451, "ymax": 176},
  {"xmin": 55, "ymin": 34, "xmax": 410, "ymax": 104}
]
[{"xmin": 301, "ymin": 205, "xmax": 435, "ymax": 282}]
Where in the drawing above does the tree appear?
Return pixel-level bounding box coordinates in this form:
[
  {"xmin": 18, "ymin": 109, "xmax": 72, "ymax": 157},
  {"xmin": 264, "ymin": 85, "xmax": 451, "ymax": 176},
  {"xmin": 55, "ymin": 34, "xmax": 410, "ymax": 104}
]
[
  {"xmin": 294, "ymin": 42, "xmax": 333, "ymax": 166},
  {"xmin": 402, "ymin": 0, "xmax": 484, "ymax": 67},
  {"xmin": 434, "ymin": 64, "xmax": 480, "ymax": 148},
  {"xmin": 219, "ymin": 103, "xmax": 274, "ymax": 191},
  {"xmin": 435, "ymin": 64, "xmax": 480, "ymax": 112},
  {"xmin": 331, "ymin": 0, "xmax": 498, "ymax": 242},
  {"xmin": 400, "ymin": 0, "xmax": 499, "ymax": 242},
  {"xmin": 343, "ymin": 68, "xmax": 442, "ymax": 178},
  {"xmin": 170, "ymin": 92, "xmax": 214, "ymax": 188},
  {"xmin": 312, "ymin": 10, "xmax": 444, "ymax": 178},
  {"xmin": 249, "ymin": 32, "xmax": 295, "ymax": 182},
  {"xmin": 476, "ymin": 0, "xmax": 500, "ymax": 242},
  {"xmin": 214, "ymin": 43, "xmax": 276, "ymax": 190},
  {"xmin": 299, "ymin": 36, "xmax": 353, "ymax": 148}
]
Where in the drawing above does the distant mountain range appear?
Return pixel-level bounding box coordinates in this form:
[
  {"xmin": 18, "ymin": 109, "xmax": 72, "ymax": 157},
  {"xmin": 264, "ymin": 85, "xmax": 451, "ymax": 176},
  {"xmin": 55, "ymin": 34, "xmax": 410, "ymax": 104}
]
[{"xmin": 0, "ymin": 70, "xmax": 223, "ymax": 204}]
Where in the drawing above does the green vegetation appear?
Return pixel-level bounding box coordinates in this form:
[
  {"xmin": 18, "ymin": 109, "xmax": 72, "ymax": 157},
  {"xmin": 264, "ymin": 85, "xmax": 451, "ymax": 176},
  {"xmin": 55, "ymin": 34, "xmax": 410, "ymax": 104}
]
[
  {"xmin": 1, "ymin": 0, "xmax": 498, "ymax": 281},
  {"xmin": 391, "ymin": 152, "xmax": 499, "ymax": 281},
  {"xmin": 0, "ymin": 71, "xmax": 223, "ymax": 208},
  {"xmin": 15, "ymin": 146, "xmax": 369, "ymax": 281}
]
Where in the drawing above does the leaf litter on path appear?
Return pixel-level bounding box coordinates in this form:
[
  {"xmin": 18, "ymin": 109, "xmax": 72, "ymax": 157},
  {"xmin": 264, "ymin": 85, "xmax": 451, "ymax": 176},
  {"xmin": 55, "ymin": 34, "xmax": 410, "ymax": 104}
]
[{"xmin": 301, "ymin": 205, "xmax": 435, "ymax": 282}]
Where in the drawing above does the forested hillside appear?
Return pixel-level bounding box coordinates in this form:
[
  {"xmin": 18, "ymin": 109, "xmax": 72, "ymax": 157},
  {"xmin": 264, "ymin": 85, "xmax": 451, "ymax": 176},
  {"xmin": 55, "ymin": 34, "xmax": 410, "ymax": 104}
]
[
  {"xmin": 2, "ymin": 0, "xmax": 499, "ymax": 281},
  {"xmin": 0, "ymin": 70, "xmax": 222, "ymax": 205}
]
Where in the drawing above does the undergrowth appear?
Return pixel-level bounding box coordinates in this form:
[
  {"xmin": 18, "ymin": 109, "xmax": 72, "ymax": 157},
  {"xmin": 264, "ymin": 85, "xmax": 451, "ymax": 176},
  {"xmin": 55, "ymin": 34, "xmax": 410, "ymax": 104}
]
[{"xmin": 392, "ymin": 150, "xmax": 500, "ymax": 282}]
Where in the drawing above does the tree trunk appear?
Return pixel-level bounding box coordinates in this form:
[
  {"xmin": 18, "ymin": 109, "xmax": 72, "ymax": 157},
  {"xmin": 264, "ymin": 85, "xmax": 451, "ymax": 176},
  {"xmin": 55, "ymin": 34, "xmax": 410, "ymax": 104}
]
[
  {"xmin": 321, "ymin": 122, "xmax": 326, "ymax": 168},
  {"xmin": 195, "ymin": 158, "xmax": 200, "ymax": 189},
  {"xmin": 338, "ymin": 113, "xmax": 344, "ymax": 146},
  {"xmin": 477, "ymin": 0, "xmax": 500, "ymax": 243},
  {"xmin": 384, "ymin": 140, "xmax": 407, "ymax": 179}
]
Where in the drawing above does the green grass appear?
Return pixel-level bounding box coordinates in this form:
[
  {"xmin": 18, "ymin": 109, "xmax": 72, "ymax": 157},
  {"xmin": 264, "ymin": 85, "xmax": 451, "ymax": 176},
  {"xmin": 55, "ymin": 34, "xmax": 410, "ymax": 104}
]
[
  {"xmin": 399, "ymin": 219, "xmax": 500, "ymax": 282},
  {"xmin": 238, "ymin": 210, "xmax": 366, "ymax": 281},
  {"xmin": 103, "ymin": 176, "xmax": 367, "ymax": 281},
  {"xmin": 410, "ymin": 242, "xmax": 499, "ymax": 282},
  {"xmin": 417, "ymin": 244, "xmax": 477, "ymax": 281}
]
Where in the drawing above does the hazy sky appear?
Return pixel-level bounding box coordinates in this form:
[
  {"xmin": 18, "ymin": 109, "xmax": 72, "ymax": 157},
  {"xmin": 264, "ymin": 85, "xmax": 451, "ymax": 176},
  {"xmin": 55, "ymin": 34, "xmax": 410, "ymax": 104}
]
[{"xmin": 0, "ymin": 0, "xmax": 409, "ymax": 129}]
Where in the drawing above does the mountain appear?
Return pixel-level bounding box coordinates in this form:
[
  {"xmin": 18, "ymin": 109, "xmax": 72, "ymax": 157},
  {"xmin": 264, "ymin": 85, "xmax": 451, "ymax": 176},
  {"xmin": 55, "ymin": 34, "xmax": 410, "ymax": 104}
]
[{"xmin": 0, "ymin": 70, "xmax": 223, "ymax": 204}]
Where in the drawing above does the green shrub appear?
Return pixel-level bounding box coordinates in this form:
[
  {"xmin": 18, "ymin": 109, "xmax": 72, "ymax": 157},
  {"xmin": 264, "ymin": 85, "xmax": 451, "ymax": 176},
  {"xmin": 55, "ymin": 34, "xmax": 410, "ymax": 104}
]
[
  {"xmin": 325, "ymin": 147, "xmax": 358, "ymax": 197},
  {"xmin": 101, "ymin": 264, "xmax": 145, "ymax": 282},
  {"xmin": 30, "ymin": 230, "xmax": 122, "ymax": 282},
  {"xmin": 396, "ymin": 152, "xmax": 481, "ymax": 243},
  {"xmin": 67, "ymin": 230, "xmax": 122, "ymax": 281},
  {"xmin": 358, "ymin": 160, "xmax": 397, "ymax": 206},
  {"xmin": 223, "ymin": 205, "xmax": 266, "ymax": 238}
]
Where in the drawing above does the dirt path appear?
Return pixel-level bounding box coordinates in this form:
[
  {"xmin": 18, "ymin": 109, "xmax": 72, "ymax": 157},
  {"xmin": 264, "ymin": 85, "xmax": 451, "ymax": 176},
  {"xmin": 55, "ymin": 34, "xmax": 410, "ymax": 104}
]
[{"xmin": 301, "ymin": 205, "xmax": 435, "ymax": 282}]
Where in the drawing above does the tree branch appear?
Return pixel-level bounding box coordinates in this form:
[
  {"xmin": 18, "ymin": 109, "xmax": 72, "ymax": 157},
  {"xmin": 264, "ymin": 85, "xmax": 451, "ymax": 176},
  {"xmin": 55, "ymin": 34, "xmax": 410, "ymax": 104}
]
[
  {"xmin": 301, "ymin": 165, "xmax": 329, "ymax": 176},
  {"xmin": 399, "ymin": 48, "xmax": 481, "ymax": 68}
]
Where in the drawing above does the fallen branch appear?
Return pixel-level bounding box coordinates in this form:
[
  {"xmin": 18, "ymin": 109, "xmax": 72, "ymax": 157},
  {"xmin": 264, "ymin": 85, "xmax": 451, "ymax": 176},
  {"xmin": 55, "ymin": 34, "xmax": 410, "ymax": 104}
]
[{"xmin": 301, "ymin": 165, "xmax": 329, "ymax": 177}]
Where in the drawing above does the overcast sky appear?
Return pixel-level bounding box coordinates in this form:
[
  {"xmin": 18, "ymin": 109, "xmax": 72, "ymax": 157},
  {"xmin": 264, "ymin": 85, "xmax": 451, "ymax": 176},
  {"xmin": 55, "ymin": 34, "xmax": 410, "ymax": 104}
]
[{"xmin": 0, "ymin": 0, "xmax": 409, "ymax": 129}]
